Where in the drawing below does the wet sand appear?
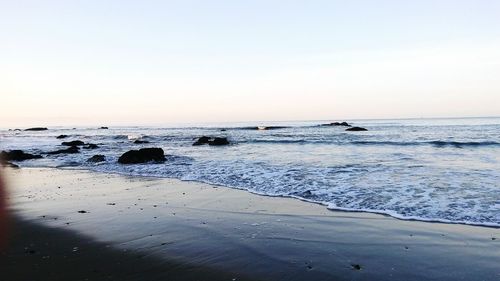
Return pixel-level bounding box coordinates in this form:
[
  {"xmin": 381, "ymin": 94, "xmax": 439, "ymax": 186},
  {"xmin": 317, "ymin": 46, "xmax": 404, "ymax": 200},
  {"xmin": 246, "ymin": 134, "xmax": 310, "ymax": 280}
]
[
  {"xmin": 1, "ymin": 167, "xmax": 499, "ymax": 281},
  {"xmin": 1, "ymin": 215, "xmax": 257, "ymax": 281}
]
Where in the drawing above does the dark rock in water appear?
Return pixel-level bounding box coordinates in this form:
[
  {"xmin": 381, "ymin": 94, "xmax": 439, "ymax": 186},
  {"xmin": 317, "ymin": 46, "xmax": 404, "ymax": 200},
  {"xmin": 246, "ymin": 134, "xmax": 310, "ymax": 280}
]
[
  {"xmin": 134, "ymin": 140, "xmax": 150, "ymax": 144},
  {"xmin": 25, "ymin": 127, "xmax": 48, "ymax": 131},
  {"xmin": 220, "ymin": 129, "xmax": 227, "ymax": 132},
  {"xmin": 332, "ymin": 122, "xmax": 351, "ymax": 126},
  {"xmin": 99, "ymin": 127, "xmax": 109, "ymax": 129},
  {"xmin": 346, "ymin": 127, "xmax": 368, "ymax": 132},
  {"xmin": 77, "ymin": 210, "xmax": 88, "ymax": 214},
  {"xmin": 209, "ymin": 137, "xmax": 230, "ymax": 146},
  {"xmin": 56, "ymin": 135, "xmax": 69, "ymax": 139},
  {"xmin": 320, "ymin": 121, "xmax": 351, "ymax": 127},
  {"xmin": 193, "ymin": 136, "xmax": 211, "ymax": 146},
  {"xmin": 61, "ymin": 140, "xmax": 85, "ymax": 146},
  {"xmin": 47, "ymin": 146, "xmax": 80, "ymax": 155},
  {"xmin": 193, "ymin": 136, "xmax": 230, "ymax": 146},
  {"xmin": 1, "ymin": 161, "xmax": 20, "ymax": 168},
  {"xmin": 87, "ymin": 155, "xmax": 105, "ymax": 163},
  {"xmin": 1, "ymin": 150, "xmax": 43, "ymax": 161},
  {"xmin": 83, "ymin": 143, "xmax": 99, "ymax": 149},
  {"xmin": 118, "ymin": 148, "xmax": 166, "ymax": 164}
]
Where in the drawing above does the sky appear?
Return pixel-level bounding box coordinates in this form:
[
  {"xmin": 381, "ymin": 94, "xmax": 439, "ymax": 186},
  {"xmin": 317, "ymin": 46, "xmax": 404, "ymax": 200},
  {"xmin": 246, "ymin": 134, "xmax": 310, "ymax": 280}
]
[{"xmin": 1, "ymin": 0, "xmax": 499, "ymax": 126}]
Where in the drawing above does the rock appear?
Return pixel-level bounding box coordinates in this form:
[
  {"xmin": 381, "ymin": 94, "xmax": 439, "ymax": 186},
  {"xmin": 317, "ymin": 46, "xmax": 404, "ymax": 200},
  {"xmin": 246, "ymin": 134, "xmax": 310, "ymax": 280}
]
[
  {"xmin": 193, "ymin": 136, "xmax": 230, "ymax": 146},
  {"xmin": 0, "ymin": 150, "xmax": 43, "ymax": 161},
  {"xmin": 99, "ymin": 127, "xmax": 109, "ymax": 129},
  {"xmin": 61, "ymin": 140, "xmax": 85, "ymax": 146},
  {"xmin": 209, "ymin": 137, "xmax": 230, "ymax": 146},
  {"xmin": 133, "ymin": 140, "xmax": 150, "ymax": 144},
  {"xmin": 118, "ymin": 148, "xmax": 166, "ymax": 164},
  {"xmin": 56, "ymin": 135, "xmax": 69, "ymax": 139},
  {"xmin": 332, "ymin": 122, "xmax": 351, "ymax": 126},
  {"xmin": 25, "ymin": 127, "xmax": 48, "ymax": 131},
  {"xmin": 87, "ymin": 155, "xmax": 105, "ymax": 163},
  {"xmin": 193, "ymin": 136, "xmax": 211, "ymax": 146},
  {"xmin": 47, "ymin": 146, "xmax": 80, "ymax": 155},
  {"xmin": 321, "ymin": 122, "xmax": 351, "ymax": 127},
  {"xmin": 346, "ymin": 127, "xmax": 368, "ymax": 132},
  {"xmin": 83, "ymin": 143, "xmax": 99, "ymax": 149}
]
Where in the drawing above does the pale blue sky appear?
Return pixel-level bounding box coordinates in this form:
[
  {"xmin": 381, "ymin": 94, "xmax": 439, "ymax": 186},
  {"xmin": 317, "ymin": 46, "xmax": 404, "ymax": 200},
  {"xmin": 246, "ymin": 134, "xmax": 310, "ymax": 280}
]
[{"xmin": 1, "ymin": 0, "xmax": 499, "ymax": 126}]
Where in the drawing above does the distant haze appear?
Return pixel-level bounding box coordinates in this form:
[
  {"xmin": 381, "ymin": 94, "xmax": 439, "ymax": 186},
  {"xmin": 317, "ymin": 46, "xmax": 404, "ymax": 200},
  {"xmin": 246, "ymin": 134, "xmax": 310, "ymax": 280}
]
[{"xmin": 1, "ymin": 1, "xmax": 499, "ymax": 127}]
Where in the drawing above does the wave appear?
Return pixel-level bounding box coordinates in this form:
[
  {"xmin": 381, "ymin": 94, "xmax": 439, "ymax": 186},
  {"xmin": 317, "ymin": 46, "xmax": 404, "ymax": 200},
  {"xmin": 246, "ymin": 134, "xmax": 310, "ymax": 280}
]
[
  {"xmin": 353, "ymin": 140, "xmax": 500, "ymax": 147},
  {"xmin": 12, "ymin": 159, "xmax": 500, "ymax": 228},
  {"xmin": 428, "ymin": 141, "xmax": 500, "ymax": 147},
  {"xmin": 244, "ymin": 139, "xmax": 500, "ymax": 147},
  {"xmin": 113, "ymin": 135, "xmax": 129, "ymax": 140},
  {"xmin": 83, "ymin": 166, "xmax": 500, "ymax": 228},
  {"xmin": 325, "ymin": 205, "xmax": 500, "ymax": 228},
  {"xmin": 246, "ymin": 139, "xmax": 309, "ymax": 144},
  {"xmin": 223, "ymin": 126, "xmax": 293, "ymax": 131}
]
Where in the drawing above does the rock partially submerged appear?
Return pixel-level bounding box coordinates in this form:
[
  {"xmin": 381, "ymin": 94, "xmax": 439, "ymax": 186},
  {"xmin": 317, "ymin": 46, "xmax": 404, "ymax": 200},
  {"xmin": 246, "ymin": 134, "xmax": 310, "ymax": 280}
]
[
  {"xmin": 133, "ymin": 140, "xmax": 150, "ymax": 144},
  {"xmin": 87, "ymin": 155, "xmax": 106, "ymax": 163},
  {"xmin": 193, "ymin": 136, "xmax": 230, "ymax": 146},
  {"xmin": 118, "ymin": 148, "xmax": 166, "ymax": 164},
  {"xmin": 0, "ymin": 150, "xmax": 43, "ymax": 161},
  {"xmin": 61, "ymin": 140, "xmax": 85, "ymax": 146},
  {"xmin": 56, "ymin": 135, "xmax": 69, "ymax": 139},
  {"xmin": 209, "ymin": 137, "xmax": 230, "ymax": 146},
  {"xmin": 193, "ymin": 136, "xmax": 211, "ymax": 146},
  {"xmin": 25, "ymin": 127, "xmax": 48, "ymax": 131},
  {"xmin": 346, "ymin": 127, "xmax": 368, "ymax": 132},
  {"xmin": 99, "ymin": 126, "xmax": 109, "ymax": 129},
  {"xmin": 83, "ymin": 144, "xmax": 99, "ymax": 149},
  {"xmin": 47, "ymin": 146, "xmax": 80, "ymax": 155},
  {"xmin": 323, "ymin": 122, "xmax": 351, "ymax": 127}
]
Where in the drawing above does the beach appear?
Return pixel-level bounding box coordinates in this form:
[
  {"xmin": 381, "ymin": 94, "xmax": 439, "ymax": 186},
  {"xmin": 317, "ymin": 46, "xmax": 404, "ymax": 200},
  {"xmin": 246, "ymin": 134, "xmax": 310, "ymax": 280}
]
[
  {"xmin": 1, "ymin": 167, "xmax": 498, "ymax": 281},
  {"xmin": 2, "ymin": 1, "xmax": 500, "ymax": 279}
]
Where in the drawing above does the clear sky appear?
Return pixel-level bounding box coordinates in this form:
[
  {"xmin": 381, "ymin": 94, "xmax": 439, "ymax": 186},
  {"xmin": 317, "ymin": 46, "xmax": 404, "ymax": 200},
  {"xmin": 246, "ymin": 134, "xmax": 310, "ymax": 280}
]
[{"xmin": 1, "ymin": 0, "xmax": 499, "ymax": 126}]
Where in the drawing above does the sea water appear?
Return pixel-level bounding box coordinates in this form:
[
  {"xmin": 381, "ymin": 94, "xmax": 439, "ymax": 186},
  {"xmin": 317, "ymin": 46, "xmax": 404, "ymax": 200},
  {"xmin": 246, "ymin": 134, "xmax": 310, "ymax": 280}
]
[{"xmin": 1, "ymin": 117, "xmax": 499, "ymax": 226}]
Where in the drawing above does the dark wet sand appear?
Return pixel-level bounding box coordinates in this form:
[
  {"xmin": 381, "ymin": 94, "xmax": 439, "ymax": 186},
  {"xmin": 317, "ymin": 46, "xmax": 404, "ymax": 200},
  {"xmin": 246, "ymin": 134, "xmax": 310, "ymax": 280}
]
[
  {"xmin": 1, "ymin": 215, "xmax": 257, "ymax": 281},
  {"xmin": 1, "ymin": 168, "xmax": 499, "ymax": 281}
]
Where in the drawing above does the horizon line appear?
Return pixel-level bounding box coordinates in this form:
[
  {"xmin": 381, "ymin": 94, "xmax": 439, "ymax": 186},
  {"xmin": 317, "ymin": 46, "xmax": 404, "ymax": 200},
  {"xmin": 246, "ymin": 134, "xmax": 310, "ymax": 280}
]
[{"xmin": 1, "ymin": 115, "xmax": 499, "ymax": 129}]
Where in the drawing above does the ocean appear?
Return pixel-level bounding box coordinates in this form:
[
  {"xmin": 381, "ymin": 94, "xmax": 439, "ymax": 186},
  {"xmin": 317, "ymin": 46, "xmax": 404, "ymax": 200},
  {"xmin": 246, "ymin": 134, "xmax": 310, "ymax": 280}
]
[{"xmin": 1, "ymin": 117, "xmax": 499, "ymax": 227}]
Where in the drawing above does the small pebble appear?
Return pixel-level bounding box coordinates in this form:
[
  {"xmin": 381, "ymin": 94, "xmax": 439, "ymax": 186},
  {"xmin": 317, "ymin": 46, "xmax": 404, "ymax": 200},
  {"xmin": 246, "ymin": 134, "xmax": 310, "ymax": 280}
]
[{"xmin": 351, "ymin": 264, "xmax": 362, "ymax": 270}]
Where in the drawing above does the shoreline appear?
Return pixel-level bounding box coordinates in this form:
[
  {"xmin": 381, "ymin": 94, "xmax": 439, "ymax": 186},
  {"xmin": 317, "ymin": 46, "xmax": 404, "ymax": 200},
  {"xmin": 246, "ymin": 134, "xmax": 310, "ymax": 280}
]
[
  {"xmin": 2, "ymin": 167, "xmax": 499, "ymax": 280},
  {"xmin": 29, "ymin": 166, "xmax": 500, "ymax": 228}
]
